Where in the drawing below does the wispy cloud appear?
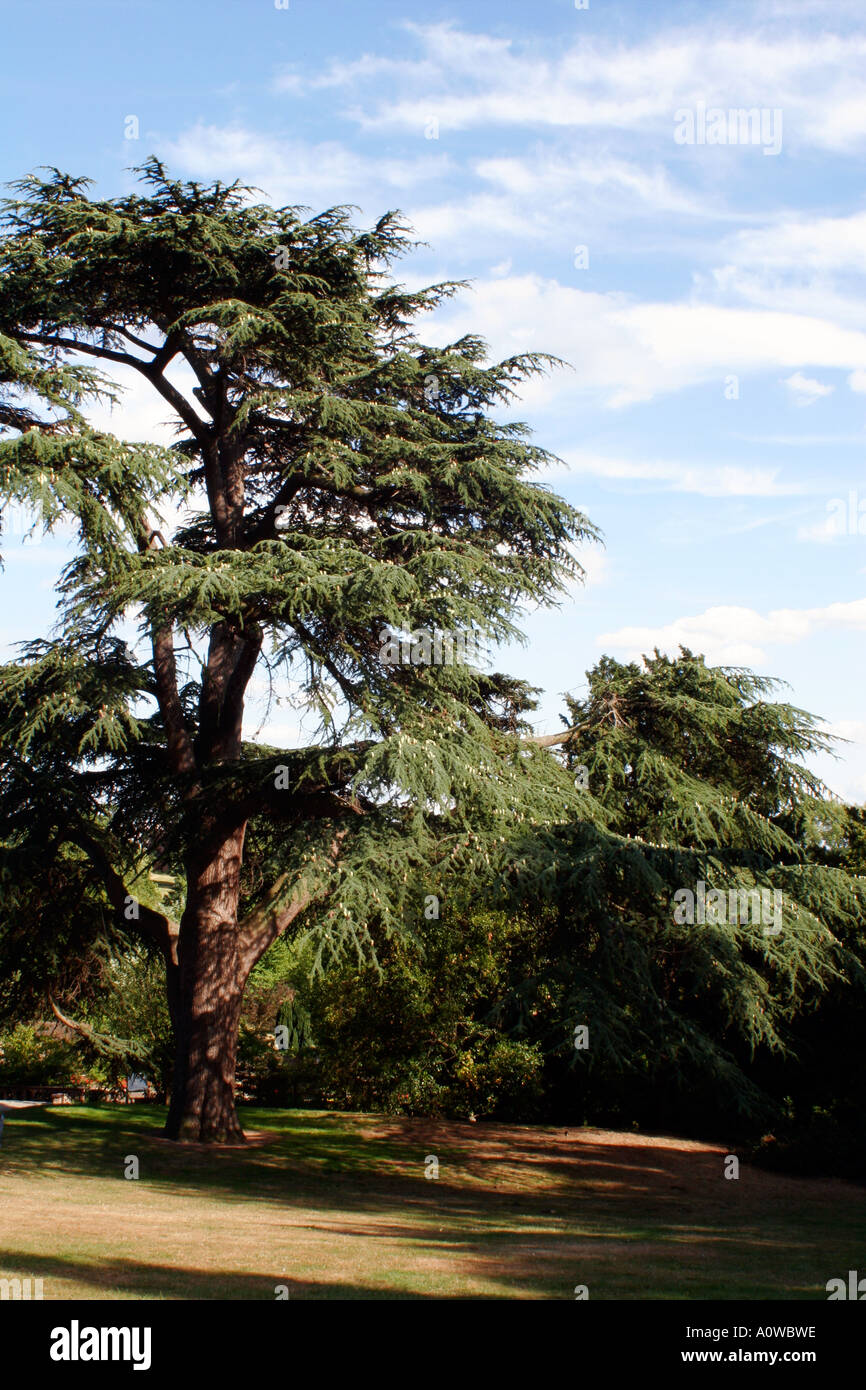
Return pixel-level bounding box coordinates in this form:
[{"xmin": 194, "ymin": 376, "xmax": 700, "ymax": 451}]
[
  {"xmin": 426, "ymin": 274, "xmax": 866, "ymax": 408},
  {"xmin": 273, "ymin": 22, "xmax": 866, "ymax": 153},
  {"xmin": 556, "ymin": 451, "xmax": 801, "ymax": 497},
  {"xmin": 162, "ymin": 123, "xmax": 454, "ymax": 208}
]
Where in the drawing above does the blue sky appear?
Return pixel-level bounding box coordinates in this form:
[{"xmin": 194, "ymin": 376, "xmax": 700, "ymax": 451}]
[{"xmin": 3, "ymin": 0, "xmax": 866, "ymax": 796}]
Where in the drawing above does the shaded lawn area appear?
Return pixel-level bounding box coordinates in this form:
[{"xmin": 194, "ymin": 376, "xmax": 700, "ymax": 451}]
[{"xmin": 0, "ymin": 1105, "xmax": 862, "ymax": 1300}]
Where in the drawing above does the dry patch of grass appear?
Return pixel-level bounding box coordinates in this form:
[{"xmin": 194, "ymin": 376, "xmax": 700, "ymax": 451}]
[{"xmin": 0, "ymin": 1105, "xmax": 862, "ymax": 1299}]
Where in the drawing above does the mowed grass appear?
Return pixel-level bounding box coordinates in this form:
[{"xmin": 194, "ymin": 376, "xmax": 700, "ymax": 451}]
[{"xmin": 0, "ymin": 1104, "xmax": 862, "ymax": 1299}]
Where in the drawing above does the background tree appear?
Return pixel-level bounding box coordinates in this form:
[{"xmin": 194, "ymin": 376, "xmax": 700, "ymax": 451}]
[
  {"xmin": 529, "ymin": 649, "xmax": 866, "ymax": 1134},
  {"xmin": 308, "ymin": 905, "xmax": 546, "ymax": 1120},
  {"xmin": 242, "ymin": 650, "xmax": 865, "ymax": 1165},
  {"xmin": 61, "ymin": 944, "xmax": 174, "ymax": 1098},
  {"xmin": 0, "ymin": 161, "xmax": 594, "ymax": 1142}
]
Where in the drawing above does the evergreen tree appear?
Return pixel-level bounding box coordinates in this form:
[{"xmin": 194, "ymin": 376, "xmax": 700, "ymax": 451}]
[
  {"xmin": 0, "ymin": 162, "xmax": 594, "ymax": 1141},
  {"xmin": 248, "ymin": 650, "xmax": 866, "ymax": 1144},
  {"xmin": 519, "ymin": 649, "xmax": 866, "ymax": 1129}
]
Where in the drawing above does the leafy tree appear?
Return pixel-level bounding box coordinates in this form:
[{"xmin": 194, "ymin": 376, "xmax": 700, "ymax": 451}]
[
  {"xmin": 836, "ymin": 803, "xmax": 866, "ymax": 876},
  {"xmin": 524, "ymin": 649, "xmax": 866, "ymax": 1131},
  {"xmin": 308, "ymin": 906, "xmax": 545, "ymax": 1119},
  {"xmin": 70, "ymin": 945, "xmax": 174, "ymax": 1096},
  {"xmin": 0, "ymin": 162, "xmax": 594, "ymax": 1142},
  {"xmin": 266, "ymin": 651, "xmax": 865, "ymax": 1144},
  {"xmin": 0, "ymin": 1021, "xmax": 78, "ymax": 1086},
  {"xmin": 0, "ymin": 843, "xmax": 128, "ymax": 1022},
  {"xmin": 234, "ymin": 937, "xmax": 317, "ymax": 1106}
]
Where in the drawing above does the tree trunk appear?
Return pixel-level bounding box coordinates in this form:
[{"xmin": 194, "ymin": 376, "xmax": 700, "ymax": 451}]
[{"xmin": 164, "ymin": 826, "xmax": 249, "ymax": 1143}]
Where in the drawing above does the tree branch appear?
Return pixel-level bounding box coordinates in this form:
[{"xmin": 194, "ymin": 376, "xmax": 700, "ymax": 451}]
[
  {"xmin": 525, "ymin": 726, "xmax": 580, "ymax": 748},
  {"xmin": 49, "ymin": 998, "xmax": 146, "ymax": 1064},
  {"xmin": 237, "ymin": 872, "xmax": 311, "ymax": 976},
  {"xmin": 292, "ymin": 618, "xmax": 364, "ymax": 707},
  {"xmin": 15, "ymin": 330, "xmax": 145, "ymax": 372},
  {"xmin": 237, "ymin": 826, "xmax": 351, "ymax": 975},
  {"xmin": 13, "ymin": 330, "xmax": 213, "ymax": 449},
  {"xmin": 152, "ymin": 626, "xmax": 196, "ymax": 774},
  {"xmin": 219, "ymin": 624, "xmax": 263, "ymax": 759},
  {"xmin": 68, "ymin": 828, "xmax": 179, "ymax": 959}
]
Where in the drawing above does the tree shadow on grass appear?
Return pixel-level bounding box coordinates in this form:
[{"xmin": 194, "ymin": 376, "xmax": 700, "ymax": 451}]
[
  {"xmin": 0, "ymin": 1104, "xmax": 726, "ymax": 1230},
  {"xmin": 3, "ymin": 1104, "xmax": 860, "ymax": 1212},
  {"xmin": 1, "ymin": 1105, "xmax": 863, "ymax": 1300},
  {"xmin": 0, "ymin": 1230, "xmax": 839, "ymax": 1302},
  {"xmin": 0, "ymin": 1246, "xmax": 437, "ymax": 1300}
]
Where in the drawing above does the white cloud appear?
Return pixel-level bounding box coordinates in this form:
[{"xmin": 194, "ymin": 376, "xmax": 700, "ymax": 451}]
[
  {"xmin": 701, "ymin": 265, "xmax": 866, "ymax": 332},
  {"xmin": 782, "ymin": 371, "xmax": 834, "ymax": 404},
  {"xmin": 849, "ymin": 369, "xmax": 866, "ymax": 392},
  {"xmin": 404, "ymin": 153, "xmax": 713, "ymax": 252},
  {"xmin": 598, "ymin": 597, "xmax": 866, "ymax": 665},
  {"xmin": 427, "ymin": 273, "xmax": 866, "ymax": 408},
  {"xmin": 704, "ymin": 211, "xmax": 866, "ymax": 330},
  {"xmin": 408, "ymin": 192, "xmax": 549, "ymax": 247},
  {"xmin": 278, "ymin": 22, "xmax": 866, "ymax": 153},
  {"xmin": 162, "ymin": 123, "xmax": 453, "ymax": 209},
  {"xmin": 720, "ymin": 210, "xmax": 866, "ymax": 276},
  {"xmin": 474, "ymin": 152, "xmax": 710, "ymax": 219},
  {"xmin": 555, "ymin": 450, "xmax": 800, "ymax": 497}
]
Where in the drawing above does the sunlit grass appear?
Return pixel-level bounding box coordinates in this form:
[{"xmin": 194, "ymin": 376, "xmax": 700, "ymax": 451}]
[{"xmin": 0, "ymin": 1105, "xmax": 862, "ymax": 1299}]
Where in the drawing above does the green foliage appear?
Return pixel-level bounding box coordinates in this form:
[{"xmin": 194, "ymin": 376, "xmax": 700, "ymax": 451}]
[
  {"xmin": 292, "ymin": 649, "xmax": 866, "ymax": 1159},
  {"xmin": 232, "ymin": 937, "xmax": 319, "ymax": 1104},
  {"xmin": 452, "ymin": 1039, "xmax": 544, "ymax": 1119},
  {"xmin": 503, "ymin": 650, "xmax": 866, "ymax": 1136},
  {"xmin": 242, "ymin": 935, "xmax": 315, "ymax": 1052},
  {"xmin": 307, "ymin": 908, "xmax": 545, "ymax": 1120},
  {"xmin": 77, "ymin": 947, "xmax": 174, "ymax": 1092},
  {"xmin": 0, "ymin": 1022, "xmax": 78, "ymax": 1085},
  {"xmin": 0, "ymin": 844, "xmax": 130, "ymax": 1022},
  {"xmin": 0, "ymin": 159, "xmax": 595, "ymax": 998},
  {"xmin": 836, "ymin": 804, "xmax": 866, "ymax": 875}
]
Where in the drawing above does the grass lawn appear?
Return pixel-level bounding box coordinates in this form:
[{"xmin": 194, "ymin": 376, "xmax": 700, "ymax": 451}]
[{"xmin": 0, "ymin": 1104, "xmax": 862, "ymax": 1299}]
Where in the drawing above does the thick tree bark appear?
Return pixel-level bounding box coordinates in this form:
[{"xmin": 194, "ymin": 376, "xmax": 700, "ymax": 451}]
[{"xmin": 164, "ymin": 826, "xmax": 250, "ymax": 1144}]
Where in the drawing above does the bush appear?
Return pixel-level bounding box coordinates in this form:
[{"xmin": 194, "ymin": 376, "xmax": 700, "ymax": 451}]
[
  {"xmin": 749, "ymin": 1101, "xmax": 866, "ymax": 1182},
  {"xmin": 379, "ymin": 1061, "xmax": 451, "ymax": 1117},
  {"xmin": 451, "ymin": 1039, "xmax": 544, "ymax": 1120},
  {"xmin": 306, "ymin": 908, "xmax": 547, "ymax": 1120},
  {"xmin": 0, "ymin": 1022, "xmax": 79, "ymax": 1085}
]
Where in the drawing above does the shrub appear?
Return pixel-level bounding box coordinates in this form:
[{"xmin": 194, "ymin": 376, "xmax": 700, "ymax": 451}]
[
  {"xmin": 451, "ymin": 1039, "xmax": 544, "ymax": 1120},
  {"xmin": 0, "ymin": 1022, "xmax": 79, "ymax": 1085},
  {"xmin": 305, "ymin": 908, "xmax": 547, "ymax": 1120}
]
